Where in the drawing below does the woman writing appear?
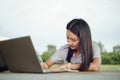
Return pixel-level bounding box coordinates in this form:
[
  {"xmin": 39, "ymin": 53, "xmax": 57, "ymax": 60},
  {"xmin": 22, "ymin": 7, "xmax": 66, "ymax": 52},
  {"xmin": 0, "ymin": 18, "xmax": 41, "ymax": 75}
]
[{"xmin": 41, "ymin": 18, "xmax": 101, "ymax": 71}]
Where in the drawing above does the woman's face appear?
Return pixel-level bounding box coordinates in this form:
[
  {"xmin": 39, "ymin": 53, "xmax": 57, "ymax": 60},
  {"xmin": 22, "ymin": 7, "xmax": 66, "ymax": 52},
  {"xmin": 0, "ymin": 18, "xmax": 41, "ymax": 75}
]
[{"xmin": 66, "ymin": 30, "xmax": 80, "ymax": 50}]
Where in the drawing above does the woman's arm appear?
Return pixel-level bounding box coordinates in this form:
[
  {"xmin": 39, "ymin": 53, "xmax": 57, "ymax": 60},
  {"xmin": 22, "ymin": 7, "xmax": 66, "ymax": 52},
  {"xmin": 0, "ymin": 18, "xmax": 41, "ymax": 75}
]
[
  {"xmin": 49, "ymin": 63, "xmax": 80, "ymax": 70},
  {"xmin": 40, "ymin": 59, "xmax": 55, "ymax": 69},
  {"xmin": 52, "ymin": 57, "xmax": 101, "ymax": 71},
  {"xmin": 42, "ymin": 58, "xmax": 101, "ymax": 71},
  {"xmin": 70, "ymin": 63, "xmax": 80, "ymax": 70},
  {"xmin": 70, "ymin": 57, "xmax": 101, "ymax": 71},
  {"xmin": 88, "ymin": 43, "xmax": 101, "ymax": 71},
  {"xmin": 88, "ymin": 57, "xmax": 101, "ymax": 71},
  {"xmin": 57, "ymin": 57, "xmax": 101, "ymax": 71}
]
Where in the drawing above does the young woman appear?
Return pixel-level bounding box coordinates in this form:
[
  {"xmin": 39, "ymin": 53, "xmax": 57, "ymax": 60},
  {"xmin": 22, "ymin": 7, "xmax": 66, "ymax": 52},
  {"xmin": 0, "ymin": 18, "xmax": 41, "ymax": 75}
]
[{"xmin": 41, "ymin": 19, "xmax": 101, "ymax": 71}]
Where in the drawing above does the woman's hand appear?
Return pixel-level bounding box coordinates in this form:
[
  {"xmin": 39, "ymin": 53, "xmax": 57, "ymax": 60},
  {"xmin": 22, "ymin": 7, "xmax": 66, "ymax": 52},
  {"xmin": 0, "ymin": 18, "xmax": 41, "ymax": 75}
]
[
  {"xmin": 40, "ymin": 62, "xmax": 49, "ymax": 69},
  {"xmin": 50, "ymin": 64, "xmax": 68, "ymax": 71},
  {"xmin": 50, "ymin": 63, "xmax": 81, "ymax": 71},
  {"xmin": 40, "ymin": 59, "xmax": 55, "ymax": 69}
]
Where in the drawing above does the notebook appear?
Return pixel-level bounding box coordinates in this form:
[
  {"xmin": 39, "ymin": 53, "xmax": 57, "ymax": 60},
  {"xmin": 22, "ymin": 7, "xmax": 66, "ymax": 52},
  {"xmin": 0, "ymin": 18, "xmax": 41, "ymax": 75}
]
[{"xmin": 0, "ymin": 36, "xmax": 78, "ymax": 73}]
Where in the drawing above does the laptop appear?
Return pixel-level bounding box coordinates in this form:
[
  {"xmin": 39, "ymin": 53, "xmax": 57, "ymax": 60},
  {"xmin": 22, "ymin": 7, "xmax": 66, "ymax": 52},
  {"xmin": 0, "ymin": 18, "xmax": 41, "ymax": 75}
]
[
  {"xmin": 0, "ymin": 51, "xmax": 8, "ymax": 72},
  {"xmin": 0, "ymin": 36, "xmax": 77, "ymax": 73},
  {"xmin": 0, "ymin": 36, "xmax": 8, "ymax": 72}
]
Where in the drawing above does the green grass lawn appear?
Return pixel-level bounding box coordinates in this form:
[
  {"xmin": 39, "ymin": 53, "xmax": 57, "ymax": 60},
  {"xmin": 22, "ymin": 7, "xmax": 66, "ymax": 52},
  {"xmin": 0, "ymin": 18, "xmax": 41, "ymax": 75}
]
[{"xmin": 100, "ymin": 65, "xmax": 120, "ymax": 71}]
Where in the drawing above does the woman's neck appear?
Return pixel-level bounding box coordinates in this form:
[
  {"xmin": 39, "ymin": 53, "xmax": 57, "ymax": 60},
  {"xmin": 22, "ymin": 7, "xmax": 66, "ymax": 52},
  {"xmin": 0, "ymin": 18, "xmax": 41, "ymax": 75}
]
[{"xmin": 75, "ymin": 49, "xmax": 81, "ymax": 57}]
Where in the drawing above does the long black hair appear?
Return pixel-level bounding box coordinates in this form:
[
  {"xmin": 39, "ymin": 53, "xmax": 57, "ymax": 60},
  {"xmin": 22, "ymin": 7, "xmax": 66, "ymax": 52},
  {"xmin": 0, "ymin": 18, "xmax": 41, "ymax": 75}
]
[{"xmin": 66, "ymin": 19, "xmax": 93, "ymax": 71}]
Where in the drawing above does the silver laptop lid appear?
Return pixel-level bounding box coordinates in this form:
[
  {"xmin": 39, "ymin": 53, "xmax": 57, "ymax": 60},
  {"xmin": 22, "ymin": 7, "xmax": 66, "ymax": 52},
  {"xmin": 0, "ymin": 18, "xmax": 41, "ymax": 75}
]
[{"xmin": 0, "ymin": 36, "xmax": 43, "ymax": 73}]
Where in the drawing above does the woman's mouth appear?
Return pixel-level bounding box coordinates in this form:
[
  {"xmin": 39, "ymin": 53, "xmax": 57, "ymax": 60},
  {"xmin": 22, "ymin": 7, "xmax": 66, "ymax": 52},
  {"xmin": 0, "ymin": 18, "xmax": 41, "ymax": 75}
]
[{"xmin": 69, "ymin": 45, "xmax": 75, "ymax": 49}]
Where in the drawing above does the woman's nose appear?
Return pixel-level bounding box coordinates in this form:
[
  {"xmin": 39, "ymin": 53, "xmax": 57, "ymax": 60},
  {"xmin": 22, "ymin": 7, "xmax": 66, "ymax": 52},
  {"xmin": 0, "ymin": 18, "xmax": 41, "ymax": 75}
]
[{"xmin": 67, "ymin": 39, "xmax": 72, "ymax": 45}]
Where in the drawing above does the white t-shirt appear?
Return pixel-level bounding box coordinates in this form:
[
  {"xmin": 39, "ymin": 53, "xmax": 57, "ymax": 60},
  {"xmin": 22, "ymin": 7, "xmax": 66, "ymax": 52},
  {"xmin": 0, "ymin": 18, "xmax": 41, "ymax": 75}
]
[{"xmin": 50, "ymin": 43, "xmax": 101, "ymax": 64}]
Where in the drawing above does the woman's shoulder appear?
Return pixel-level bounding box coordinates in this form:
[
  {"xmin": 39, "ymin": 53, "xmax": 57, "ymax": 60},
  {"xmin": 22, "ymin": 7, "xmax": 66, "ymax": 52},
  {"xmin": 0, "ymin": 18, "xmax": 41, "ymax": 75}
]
[
  {"xmin": 92, "ymin": 43, "xmax": 100, "ymax": 50},
  {"xmin": 92, "ymin": 43, "xmax": 101, "ymax": 57},
  {"xmin": 58, "ymin": 44, "xmax": 69, "ymax": 51},
  {"xmin": 54, "ymin": 44, "xmax": 69, "ymax": 55}
]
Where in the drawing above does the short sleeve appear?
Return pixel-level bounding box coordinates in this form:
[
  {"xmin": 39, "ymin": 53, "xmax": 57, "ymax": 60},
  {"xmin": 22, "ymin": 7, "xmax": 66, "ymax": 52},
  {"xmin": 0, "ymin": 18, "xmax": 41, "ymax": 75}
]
[
  {"xmin": 92, "ymin": 43, "xmax": 101, "ymax": 58},
  {"xmin": 50, "ymin": 45, "xmax": 69, "ymax": 63}
]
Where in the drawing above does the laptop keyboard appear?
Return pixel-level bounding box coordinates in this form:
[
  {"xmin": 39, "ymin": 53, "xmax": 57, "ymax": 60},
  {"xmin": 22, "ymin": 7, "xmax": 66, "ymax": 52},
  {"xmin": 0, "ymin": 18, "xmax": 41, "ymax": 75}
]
[
  {"xmin": 43, "ymin": 69, "xmax": 79, "ymax": 73},
  {"xmin": 43, "ymin": 69, "xmax": 66, "ymax": 73}
]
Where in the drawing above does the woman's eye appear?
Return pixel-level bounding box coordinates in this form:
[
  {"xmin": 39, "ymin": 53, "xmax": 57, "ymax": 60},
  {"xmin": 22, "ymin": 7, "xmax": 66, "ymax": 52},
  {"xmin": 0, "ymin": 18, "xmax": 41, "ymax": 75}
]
[
  {"xmin": 71, "ymin": 39, "xmax": 77, "ymax": 42},
  {"xmin": 67, "ymin": 37, "xmax": 69, "ymax": 39}
]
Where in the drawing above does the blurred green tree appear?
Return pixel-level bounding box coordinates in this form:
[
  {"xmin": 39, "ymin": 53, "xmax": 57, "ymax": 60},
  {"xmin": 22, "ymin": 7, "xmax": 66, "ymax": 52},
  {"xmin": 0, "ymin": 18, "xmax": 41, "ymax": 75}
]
[
  {"xmin": 41, "ymin": 44, "xmax": 56, "ymax": 62},
  {"xmin": 113, "ymin": 44, "xmax": 120, "ymax": 53}
]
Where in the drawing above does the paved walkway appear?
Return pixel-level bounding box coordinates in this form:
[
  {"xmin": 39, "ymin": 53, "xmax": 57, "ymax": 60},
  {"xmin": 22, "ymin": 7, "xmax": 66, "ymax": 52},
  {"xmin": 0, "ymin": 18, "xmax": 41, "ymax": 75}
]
[{"xmin": 0, "ymin": 71, "xmax": 120, "ymax": 80}]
